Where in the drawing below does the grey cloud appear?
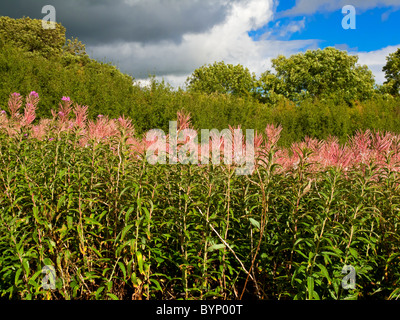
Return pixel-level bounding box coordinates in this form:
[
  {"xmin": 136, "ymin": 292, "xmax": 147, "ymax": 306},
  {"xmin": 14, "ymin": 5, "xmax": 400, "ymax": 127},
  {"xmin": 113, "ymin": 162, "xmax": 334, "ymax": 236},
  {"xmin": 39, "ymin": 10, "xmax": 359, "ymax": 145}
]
[{"xmin": 0, "ymin": 0, "xmax": 230, "ymax": 45}]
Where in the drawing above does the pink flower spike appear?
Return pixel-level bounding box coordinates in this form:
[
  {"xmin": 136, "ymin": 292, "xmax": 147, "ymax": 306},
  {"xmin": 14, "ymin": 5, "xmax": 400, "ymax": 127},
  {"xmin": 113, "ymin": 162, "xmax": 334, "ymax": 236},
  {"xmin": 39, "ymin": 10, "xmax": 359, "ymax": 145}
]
[
  {"xmin": 62, "ymin": 96, "xmax": 71, "ymax": 102},
  {"xmin": 8, "ymin": 92, "xmax": 23, "ymax": 117},
  {"xmin": 30, "ymin": 91, "xmax": 39, "ymax": 97},
  {"xmin": 98, "ymin": 115, "xmax": 104, "ymax": 118}
]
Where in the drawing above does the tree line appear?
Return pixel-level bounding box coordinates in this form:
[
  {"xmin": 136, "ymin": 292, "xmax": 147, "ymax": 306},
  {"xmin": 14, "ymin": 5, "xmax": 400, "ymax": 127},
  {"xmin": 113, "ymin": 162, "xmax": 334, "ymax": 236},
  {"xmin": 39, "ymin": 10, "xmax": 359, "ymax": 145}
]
[{"xmin": 0, "ymin": 16, "xmax": 399, "ymax": 146}]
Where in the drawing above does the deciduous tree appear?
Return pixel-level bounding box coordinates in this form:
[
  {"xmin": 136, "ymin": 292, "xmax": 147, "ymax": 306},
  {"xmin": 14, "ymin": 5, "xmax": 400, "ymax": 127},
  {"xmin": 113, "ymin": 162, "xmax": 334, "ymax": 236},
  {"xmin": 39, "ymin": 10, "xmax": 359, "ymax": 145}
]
[
  {"xmin": 259, "ymin": 47, "xmax": 376, "ymax": 103},
  {"xmin": 186, "ymin": 61, "xmax": 256, "ymax": 98},
  {"xmin": 383, "ymin": 48, "xmax": 400, "ymax": 96}
]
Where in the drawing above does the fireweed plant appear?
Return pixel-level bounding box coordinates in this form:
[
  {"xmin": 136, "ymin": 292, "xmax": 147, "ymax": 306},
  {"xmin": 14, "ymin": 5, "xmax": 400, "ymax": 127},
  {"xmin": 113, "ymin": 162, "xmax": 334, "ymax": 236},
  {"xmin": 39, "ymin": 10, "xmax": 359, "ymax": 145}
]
[{"xmin": 0, "ymin": 92, "xmax": 399, "ymax": 300}]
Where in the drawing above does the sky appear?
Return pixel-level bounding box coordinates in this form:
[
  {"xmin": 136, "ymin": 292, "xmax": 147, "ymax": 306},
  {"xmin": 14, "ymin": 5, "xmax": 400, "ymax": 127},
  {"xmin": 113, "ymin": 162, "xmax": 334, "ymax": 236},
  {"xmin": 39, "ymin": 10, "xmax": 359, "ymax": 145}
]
[{"xmin": 1, "ymin": 0, "xmax": 399, "ymax": 88}]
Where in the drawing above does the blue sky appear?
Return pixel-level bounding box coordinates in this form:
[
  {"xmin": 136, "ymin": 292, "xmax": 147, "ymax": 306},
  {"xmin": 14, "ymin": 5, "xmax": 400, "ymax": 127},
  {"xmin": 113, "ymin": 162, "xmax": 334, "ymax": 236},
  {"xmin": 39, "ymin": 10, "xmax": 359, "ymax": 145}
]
[
  {"xmin": 1, "ymin": 0, "xmax": 399, "ymax": 87},
  {"xmin": 251, "ymin": 0, "xmax": 400, "ymax": 85},
  {"xmin": 249, "ymin": 0, "xmax": 400, "ymax": 52}
]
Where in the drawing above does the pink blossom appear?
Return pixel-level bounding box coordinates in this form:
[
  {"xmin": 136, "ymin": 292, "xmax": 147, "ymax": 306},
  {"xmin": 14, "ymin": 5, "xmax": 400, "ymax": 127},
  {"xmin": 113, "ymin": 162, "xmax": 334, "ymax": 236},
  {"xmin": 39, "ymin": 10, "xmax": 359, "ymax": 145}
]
[
  {"xmin": 57, "ymin": 97, "xmax": 72, "ymax": 122},
  {"xmin": 30, "ymin": 91, "xmax": 39, "ymax": 97},
  {"xmin": 73, "ymin": 104, "xmax": 88, "ymax": 129},
  {"xmin": 8, "ymin": 92, "xmax": 23, "ymax": 118},
  {"xmin": 177, "ymin": 111, "xmax": 191, "ymax": 130},
  {"xmin": 21, "ymin": 102, "xmax": 37, "ymax": 127}
]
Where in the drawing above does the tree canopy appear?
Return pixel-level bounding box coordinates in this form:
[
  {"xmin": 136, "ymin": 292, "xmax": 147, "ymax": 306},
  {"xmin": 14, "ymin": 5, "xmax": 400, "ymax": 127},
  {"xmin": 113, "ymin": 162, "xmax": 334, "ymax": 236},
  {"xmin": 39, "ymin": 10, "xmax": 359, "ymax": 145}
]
[
  {"xmin": 259, "ymin": 47, "xmax": 376, "ymax": 103},
  {"xmin": 0, "ymin": 16, "xmax": 135, "ymax": 119},
  {"xmin": 383, "ymin": 48, "xmax": 400, "ymax": 96},
  {"xmin": 0, "ymin": 16, "xmax": 67, "ymax": 58},
  {"xmin": 185, "ymin": 48, "xmax": 380, "ymax": 104},
  {"xmin": 185, "ymin": 61, "xmax": 256, "ymax": 97}
]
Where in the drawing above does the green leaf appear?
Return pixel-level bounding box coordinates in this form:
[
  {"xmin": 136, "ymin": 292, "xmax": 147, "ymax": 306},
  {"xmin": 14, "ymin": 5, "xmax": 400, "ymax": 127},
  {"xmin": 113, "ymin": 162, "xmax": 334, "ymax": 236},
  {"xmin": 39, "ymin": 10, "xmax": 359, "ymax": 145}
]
[
  {"xmin": 95, "ymin": 286, "xmax": 105, "ymax": 299},
  {"xmin": 142, "ymin": 207, "xmax": 150, "ymax": 221},
  {"xmin": 67, "ymin": 216, "xmax": 73, "ymax": 229},
  {"xmin": 317, "ymin": 264, "xmax": 331, "ymax": 284},
  {"xmin": 125, "ymin": 207, "xmax": 134, "ymax": 221},
  {"xmin": 307, "ymin": 276, "xmax": 314, "ymax": 300},
  {"xmin": 118, "ymin": 262, "xmax": 127, "ymax": 280},
  {"xmin": 121, "ymin": 224, "xmax": 134, "ymax": 242},
  {"xmin": 28, "ymin": 269, "xmax": 43, "ymax": 285},
  {"xmin": 348, "ymin": 247, "xmax": 358, "ymax": 259},
  {"xmin": 107, "ymin": 293, "xmax": 119, "ymax": 300},
  {"xmin": 15, "ymin": 268, "xmax": 23, "ymax": 286},
  {"xmin": 249, "ymin": 218, "xmax": 260, "ymax": 229},
  {"xmin": 57, "ymin": 194, "xmax": 66, "ymax": 211},
  {"xmin": 149, "ymin": 278, "xmax": 162, "ymax": 291},
  {"xmin": 22, "ymin": 259, "xmax": 30, "ymax": 278},
  {"xmin": 119, "ymin": 186, "xmax": 131, "ymax": 199},
  {"xmin": 207, "ymin": 244, "xmax": 226, "ymax": 252},
  {"xmin": 137, "ymin": 251, "xmax": 144, "ymax": 275},
  {"xmin": 33, "ymin": 206, "xmax": 40, "ymax": 223},
  {"xmin": 312, "ymin": 291, "xmax": 320, "ymax": 300},
  {"xmin": 90, "ymin": 245, "xmax": 102, "ymax": 258},
  {"xmin": 84, "ymin": 217, "xmax": 102, "ymax": 226}
]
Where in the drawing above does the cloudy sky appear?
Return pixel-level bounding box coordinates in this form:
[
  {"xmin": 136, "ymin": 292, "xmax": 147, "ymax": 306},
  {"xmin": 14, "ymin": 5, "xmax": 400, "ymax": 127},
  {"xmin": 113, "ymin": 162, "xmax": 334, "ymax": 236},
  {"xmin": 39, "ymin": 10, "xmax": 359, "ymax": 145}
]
[{"xmin": 1, "ymin": 0, "xmax": 399, "ymax": 88}]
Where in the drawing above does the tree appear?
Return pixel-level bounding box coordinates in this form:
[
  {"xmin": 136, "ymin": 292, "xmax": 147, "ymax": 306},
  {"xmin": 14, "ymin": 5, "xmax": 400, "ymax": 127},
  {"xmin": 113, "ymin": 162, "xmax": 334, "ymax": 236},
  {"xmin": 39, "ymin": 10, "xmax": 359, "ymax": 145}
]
[
  {"xmin": 186, "ymin": 61, "xmax": 256, "ymax": 98},
  {"xmin": 0, "ymin": 16, "xmax": 66, "ymax": 59},
  {"xmin": 259, "ymin": 47, "xmax": 376, "ymax": 103},
  {"xmin": 63, "ymin": 37, "xmax": 88, "ymax": 57},
  {"xmin": 0, "ymin": 17, "xmax": 135, "ymax": 120},
  {"xmin": 383, "ymin": 48, "xmax": 400, "ymax": 96}
]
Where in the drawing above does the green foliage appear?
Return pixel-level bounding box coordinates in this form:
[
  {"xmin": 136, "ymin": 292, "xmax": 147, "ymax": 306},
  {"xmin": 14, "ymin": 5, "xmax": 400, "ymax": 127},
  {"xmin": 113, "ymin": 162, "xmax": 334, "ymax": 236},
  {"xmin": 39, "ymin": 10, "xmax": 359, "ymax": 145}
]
[
  {"xmin": 1, "ymin": 16, "xmax": 400, "ymax": 300},
  {"xmin": 0, "ymin": 16, "xmax": 66, "ymax": 59},
  {"xmin": 63, "ymin": 37, "xmax": 87, "ymax": 58},
  {"xmin": 128, "ymin": 79, "xmax": 400, "ymax": 148},
  {"xmin": 0, "ymin": 129, "xmax": 399, "ymax": 300},
  {"xmin": 2, "ymin": 17, "xmax": 400, "ymax": 149},
  {"xmin": 259, "ymin": 47, "xmax": 376, "ymax": 103},
  {"xmin": 383, "ymin": 48, "xmax": 400, "ymax": 96},
  {"xmin": 0, "ymin": 43, "xmax": 135, "ymax": 119},
  {"xmin": 0, "ymin": 17, "xmax": 135, "ymax": 120},
  {"xmin": 186, "ymin": 61, "xmax": 257, "ymax": 98}
]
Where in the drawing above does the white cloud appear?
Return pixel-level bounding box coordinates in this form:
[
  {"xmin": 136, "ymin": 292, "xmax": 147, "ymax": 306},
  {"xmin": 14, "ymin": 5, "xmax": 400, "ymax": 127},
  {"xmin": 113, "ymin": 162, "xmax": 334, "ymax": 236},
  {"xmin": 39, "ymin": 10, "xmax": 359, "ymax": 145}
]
[
  {"xmin": 87, "ymin": 0, "xmax": 395, "ymax": 89},
  {"xmin": 275, "ymin": 17, "xmax": 306, "ymax": 38},
  {"xmin": 89, "ymin": 0, "xmax": 318, "ymax": 88},
  {"xmin": 355, "ymin": 44, "xmax": 400, "ymax": 84}
]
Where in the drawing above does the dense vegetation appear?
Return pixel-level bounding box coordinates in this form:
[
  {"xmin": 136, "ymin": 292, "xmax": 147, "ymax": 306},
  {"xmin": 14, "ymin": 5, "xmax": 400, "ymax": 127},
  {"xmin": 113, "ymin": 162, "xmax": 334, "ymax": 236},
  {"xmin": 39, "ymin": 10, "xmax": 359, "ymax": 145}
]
[
  {"xmin": 1, "ymin": 94, "xmax": 400, "ymax": 300},
  {"xmin": 1, "ymin": 17, "xmax": 400, "ymax": 147},
  {"xmin": 0, "ymin": 16, "xmax": 135, "ymax": 120},
  {"xmin": 0, "ymin": 17, "xmax": 400, "ymax": 300}
]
